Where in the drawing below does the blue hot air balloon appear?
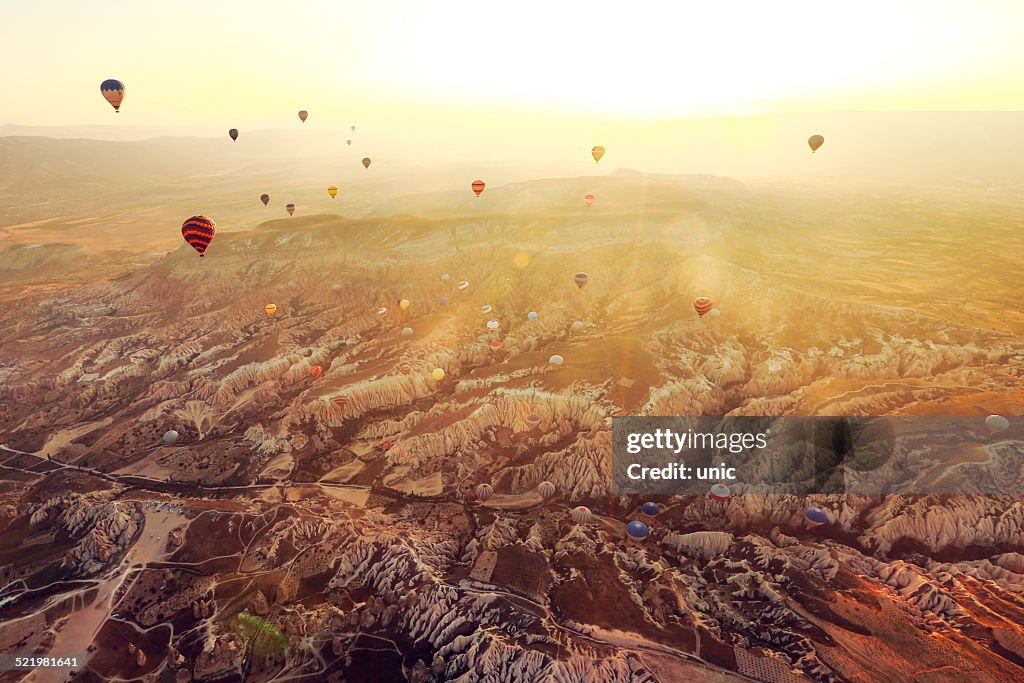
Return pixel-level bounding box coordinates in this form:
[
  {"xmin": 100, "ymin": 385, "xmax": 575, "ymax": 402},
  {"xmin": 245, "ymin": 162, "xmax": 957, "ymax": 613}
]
[
  {"xmin": 626, "ymin": 521, "xmax": 650, "ymax": 540},
  {"xmin": 805, "ymin": 507, "xmax": 829, "ymax": 526},
  {"xmin": 641, "ymin": 502, "xmax": 660, "ymax": 517},
  {"xmin": 528, "ymin": 311, "xmax": 538, "ymax": 321}
]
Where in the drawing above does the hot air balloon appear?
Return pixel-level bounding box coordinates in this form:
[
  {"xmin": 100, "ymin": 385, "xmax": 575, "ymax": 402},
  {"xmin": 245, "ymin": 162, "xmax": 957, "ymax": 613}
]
[
  {"xmin": 399, "ymin": 364, "xmax": 411, "ymax": 375},
  {"xmin": 332, "ymin": 283, "xmax": 342, "ymax": 292},
  {"xmin": 709, "ymin": 483, "xmax": 731, "ymax": 501},
  {"xmin": 228, "ymin": 128, "xmax": 238, "ymax": 141},
  {"xmin": 641, "ymin": 502, "xmax": 660, "ymax": 517},
  {"xmin": 334, "ymin": 395, "xmax": 349, "ymax": 407},
  {"xmin": 440, "ymin": 273, "xmax": 451, "ymax": 282},
  {"xmin": 260, "ymin": 194, "xmax": 270, "ymax": 206},
  {"xmin": 327, "ymin": 185, "xmax": 338, "ymax": 199},
  {"xmin": 571, "ymin": 321, "xmax": 585, "ymax": 334},
  {"xmin": 626, "ymin": 521, "xmax": 649, "ymax": 540},
  {"xmin": 481, "ymin": 305, "xmax": 493, "ymax": 315},
  {"xmin": 432, "ymin": 368, "xmax": 445, "ymax": 381},
  {"xmin": 100, "ymin": 79, "xmax": 126, "ymax": 112},
  {"xmin": 487, "ymin": 319, "xmax": 500, "ymax": 331},
  {"xmin": 162, "ymin": 430, "xmax": 179, "ymax": 445},
  {"xmin": 265, "ymin": 304, "xmax": 277, "ymax": 315},
  {"xmin": 591, "ymin": 146, "xmax": 605, "ymax": 163},
  {"xmin": 693, "ymin": 297, "xmax": 713, "ymax": 317},
  {"xmin": 584, "ymin": 193, "xmax": 596, "ymax": 207},
  {"xmin": 527, "ymin": 311, "xmax": 538, "ymax": 321},
  {"xmin": 538, "ymin": 481, "xmax": 556, "ymax": 501},
  {"xmin": 399, "ymin": 299, "xmax": 411, "ymax": 310},
  {"xmin": 574, "ymin": 272, "xmax": 589, "ymax": 289},
  {"xmin": 377, "ymin": 307, "xmax": 388, "ymax": 316},
  {"xmin": 457, "ymin": 280, "xmax": 470, "ymax": 292},
  {"xmin": 311, "ymin": 365, "xmax": 323, "ymax": 378},
  {"xmin": 181, "ymin": 216, "xmax": 216, "ymax": 257},
  {"xmin": 351, "ymin": 125, "xmax": 356, "ymax": 131},
  {"xmin": 986, "ymin": 414, "xmax": 1010, "ymax": 434},
  {"xmin": 286, "ymin": 203, "xmax": 295, "ymax": 216},
  {"xmin": 808, "ymin": 135, "xmax": 824, "ymax": 153},
  {"xmin": 489, "ymin": 339, "xmax": 503, "ymax": 351},
  {"xmin": 549, "ymin": 354, "xmax": 564, "ymax": 366},
  {"xmin": 401, "ymin": 327, "xmax": 413, "ymax": 337},
  {"xmin": 805, "ymin": 507, "xmax": 829, "ymax": 526},
  {"xmin": 570, "ymin": 506, "xmax": 593, "ymax": 524},
  {"xmin": 471, "ymin": 180, "xmax": 485, "ymax": 197},
  {"xmin": 709, "ymin": 308, "xmax": 721, "ymax": 318},
  {"xmin": 362, "ymin": 157, "xmax": 371, "ymax": 169},
  {"xmin": 298, "ymin": 110, "xmax": 308, "ymax": 123},
  {"xmin": 525, "ymin": 413, "xmax": 542, "ymax": 427},
  {"xmin": 476, "ymin": 483, "xmax": 494, "ymax": 502}
]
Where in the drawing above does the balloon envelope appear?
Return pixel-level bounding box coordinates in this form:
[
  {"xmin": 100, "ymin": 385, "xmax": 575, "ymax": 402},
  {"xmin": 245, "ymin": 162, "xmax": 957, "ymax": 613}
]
[
  {"xmin": 487, "ymin": 319, "xmax": 500, "ymax": 331},
  {"xmin": 694, "ymin": 297, "xmax": 713, "ymax": 317},
  {"xmin": 260, "ymin": 194, "xmax": 270, "ymax": 206},
  {"xmin": 431, "ymin": 368, "xmax": 445, "ymax": 381},
  {"xmin": 570, "ymin": 506, "xmax": 593, "ymax": 523},
  {"xmin": 298, "ymin": 110, "xmax": 308, "ymax": 122},
  {"xmin": 228, "ymin": 128, "xmax": 238, "ymax": 141},
  {"xmin": 574, "ymin": 272, "xmax": 589, "ymax": 288},
  {"xmin": 805, "ymin": 507, "xmax": 829, "ymax": 525},
  {"xmin": 571, "ymin": 321, "xmax": 585, "ymax": 333},
  {"xmin": 162, "ymin": 430, "xmax": 179, "ymax": 444},
  {"xmin": 986, "ymin": 414, "xmax": 1010, "ymax": 434},
  {"xmin": 286, "ymin": 203, "xmax": 295, "ymax": 216},
  {"xmin": 626, "ymin": 521, "xmax": 650, "ymax": 539},
  {"xmin": 584, "ymin": 193, "xmax": 596, "ymax": 207},
  {"xmin": 181, "ymin": 216, "xmax": 216, "ymax": 257},
  {"xmin": 475, "ymin": 483, "xmax": 493, "ymax": 501},
  {"xmin": 808, "ymin": 134, "xmax": 824, "ymax": 152},
  {"xmin": 527, "ymin": 311, "xmax": 538, "ymax": 321},
  {"xmin": 265, "ymin": 304, "xmax": 277, "ymax": 315},
  {"xmin": 100, "ymin": 79, "xmax": 126, "ymax": 112},
  {"xmin": 457, "ymin": 280, "xmax": 470, "ymax": 292},
  {"xmin": 401, "ymin": 327, "xmax": 413, "ymax": 336},
  {"xmin": 709, "ymin": 483, "xmax": 731, "ymax": 501},
  {"xmin": 489, "ymin": 339, "xmax": 503, "ymax": 351},
  {"xmin": 441, "ymin": 273, "xmax": 450, "ymax": 281},
  {"xmin": 591, "ymin": 146, "xmax": 605, "ymax": 163},
  {"xmin": 362, "ymin": 157, "xmax": 371, "ymax": 169},
  {"xmin": 549, "ymin": 354, "xmax": 564, "ymax": 366},
  {"xmin": 327, "ymin": 185, "xmax": 338, "ymax": 198},
  {"xmin": 471, "ymin": 180, "xmax": 485, "ymax": 196},
  {"xmin": 538, "ymin": 481, "xmax": 556, "ymax": 500},
  {"xmin": 525, "ymin": 413, "xmax": 542, "ymax": 426},
  {"xmin": 377, "ymin": 307, "xmax": 388, "ymax": 316},
  {"xmin": 311, "ymin": 365, "xmax": 323, "ymax": 378},
  {"xmin": 399, "ymin": 299, "xmax": 411, "ymax": 310},
  {"xmin": 641, "ymin": 502, "xmax": 660, "ymax": 517},
  {"xmin": 709, "ymin": 308, "xmax": 721, "ymax": 318}
]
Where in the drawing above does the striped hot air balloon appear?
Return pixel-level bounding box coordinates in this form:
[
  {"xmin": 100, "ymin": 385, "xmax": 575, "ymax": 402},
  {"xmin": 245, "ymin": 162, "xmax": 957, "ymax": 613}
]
[
  {"xmin": 570, "ymin": 506, "xmax": 593, "ymax": 523},
  {"xmin": 709, "ymin": 484, "xmax": 731, "ymax": 501},
  {"xmin": 538, "ymin": 481, "xmax": 556, "ymax": 501},
  {"xmin": 310, "ymin": 365, "xmax": 323, "ymax": 378},
  {"xmin": 475, "ymin": 483, "xmax": 494, "ymax": 502},
  {"xmin": 591, "ymin": 146, "xmax": 605, "ymax": 163},
  {"xmin": 334, "ymin": 395, "xmax": 349, "ymax": 407},
  {"xmin": 327, "ymin": 185, "xmax": 338, "ymax": 199},
  {"xmin": 693, "ymin": 297, "xmax": 713, "ymax": 317},
  {"xmin": 181, "ymin": 216, "xmax": 216, "ymax": 257},
  {"xmin": 457, "ymin": 280, "xmax": 470, "ymax": 292},
  {"xmin": 471, "ymin": 180, "xmax": 485, "ymax": 196},
  {"xmin": 525, "ymin": 413, "xmax": 541, "ymax": 427},
  {"xmin": 584, "ymin": 193, "xmax": 596, "ymax": 207},
  {"xmin": 100, "ymin": 79, "xmax": 126, "ymax": 112}
]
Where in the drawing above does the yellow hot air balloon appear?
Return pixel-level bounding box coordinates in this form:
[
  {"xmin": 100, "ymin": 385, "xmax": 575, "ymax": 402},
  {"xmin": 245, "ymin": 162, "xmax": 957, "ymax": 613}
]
[
  {"xmin": 327, "ymin": 185, "xmax": 338, "ymax": 199},
  {"xmin": 399, "ymin": 299, "xmax": 411, "ymax": 310},
  {"xmin": 432, "ymin": 368, "xmax": 445, "ymax": 381},
  {"xmin": 591, "ymin": 146, "xmax": 605, "ymax": 163},
  {"xmin": 265, "ymin": 304, "xmax": 277, "ymax": 315}
]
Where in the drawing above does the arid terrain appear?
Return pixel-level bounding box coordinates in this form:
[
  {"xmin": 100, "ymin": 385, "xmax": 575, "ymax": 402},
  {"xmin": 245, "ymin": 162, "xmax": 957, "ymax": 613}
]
[{"xmin": 1, "ymin": 133, "xmax": 1024, "ymax": 682}]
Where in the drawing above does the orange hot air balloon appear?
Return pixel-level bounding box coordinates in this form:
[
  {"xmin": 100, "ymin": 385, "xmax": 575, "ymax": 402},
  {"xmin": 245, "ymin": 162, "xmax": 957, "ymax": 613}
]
[
  {"xmin": 471, "ymin": 180, "xmax": 485, "ymax": 197},
  {"xmin": 808, "ymin": 135, "xmax": 824, "ymax": 153},
  {"xmin": 591, "ymin": 146, "xmax": 605, "ymax": 163},
  {"xmin": 694, "ymin": 297, "xmax": 713, "ymax": 317},
  {"xmin": 311, "ymin": 365, "xmax": 323, "ymax": 379},
  {"xmin": 584, "ymin": 193, "xmax": 596, "ymax": 207},
  {"xmin": 334, "ymin": 395, "xmax": 349, "ymax": 407},
  {"xmin": 298, "ymin": 110, "xmax": 308, "ymax": 123},
  {"xmin": 490, "ymin": 339, "xmax": 503, "ymax": 351}
]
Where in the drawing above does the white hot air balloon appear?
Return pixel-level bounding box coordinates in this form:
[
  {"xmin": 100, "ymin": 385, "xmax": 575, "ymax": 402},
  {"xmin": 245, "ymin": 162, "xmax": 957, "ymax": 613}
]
[
  {"xmin": 162, "ymin": 430, "xmax": 179, "ymax": 445},
  {"xmin": 538, "ymin": 481, "xmax": 556, "ymax": 501},
  {"xmin": 549, "ymin": 354, "xmax": 564, "ymax": 366},
  {"xmin": 986, "ymin": 414, "xmax": 1010, "ymax": 435},
  {"xmin": 570, "ymin": 506, "xmax": 593, "ymax": 523},
  {"xmin": 475, "ymin": 483, "xmax": 494, "ymax": 502}
]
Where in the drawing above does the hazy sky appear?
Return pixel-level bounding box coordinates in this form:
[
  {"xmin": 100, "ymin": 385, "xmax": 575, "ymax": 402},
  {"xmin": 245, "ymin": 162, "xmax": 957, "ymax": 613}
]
[{"xmin": 3, "ymin": 0, "xmax": 1023, "ymax": 129}]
